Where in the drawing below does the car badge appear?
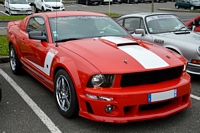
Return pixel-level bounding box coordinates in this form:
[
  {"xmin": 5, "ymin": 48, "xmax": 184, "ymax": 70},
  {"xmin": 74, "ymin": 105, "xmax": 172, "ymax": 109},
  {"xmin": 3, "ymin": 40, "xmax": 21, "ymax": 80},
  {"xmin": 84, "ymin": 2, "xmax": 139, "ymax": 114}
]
[{"xmin": 123, "ymin": 59, "xmax": 128, "ymax": 64}]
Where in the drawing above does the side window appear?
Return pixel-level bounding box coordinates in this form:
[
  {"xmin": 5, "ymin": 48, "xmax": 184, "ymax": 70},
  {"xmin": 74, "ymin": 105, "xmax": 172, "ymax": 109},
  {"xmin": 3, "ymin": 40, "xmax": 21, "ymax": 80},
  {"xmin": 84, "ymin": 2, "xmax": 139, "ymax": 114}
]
[
  {"xmin": 26, "ymin": 17, "xmax": 46, "ymax": 33},
  {"xmin": 197, "ymin": 18, "xmax": 200, "ymax": 26},
  {"xmin": 124, "ymin": 18, "xmax": 141, "ymax": 32},
  {"xmin": 117, "ymin": 19, "xmax": 123, "ymax": 26}
]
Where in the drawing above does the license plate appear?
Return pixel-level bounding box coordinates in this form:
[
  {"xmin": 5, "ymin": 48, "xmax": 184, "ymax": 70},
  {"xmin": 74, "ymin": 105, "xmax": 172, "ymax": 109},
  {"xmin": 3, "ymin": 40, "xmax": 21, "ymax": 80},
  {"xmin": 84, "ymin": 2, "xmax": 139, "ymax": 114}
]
[{"xmin": 148, "ymin": 89, "xmax": 177, "ymax": 102}]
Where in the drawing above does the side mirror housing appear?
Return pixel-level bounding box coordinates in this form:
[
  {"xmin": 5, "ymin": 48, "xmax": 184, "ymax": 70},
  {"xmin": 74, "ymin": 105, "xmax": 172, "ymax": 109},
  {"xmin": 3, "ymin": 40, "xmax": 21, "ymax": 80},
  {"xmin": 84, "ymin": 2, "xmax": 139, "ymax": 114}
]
[
  {"xmin": 29, "ymin": 31, "xmax": 47, "ymax": 41},
  {"xmin": 134, "ymin": 29, "xmax": 145, "ymax": 36}
]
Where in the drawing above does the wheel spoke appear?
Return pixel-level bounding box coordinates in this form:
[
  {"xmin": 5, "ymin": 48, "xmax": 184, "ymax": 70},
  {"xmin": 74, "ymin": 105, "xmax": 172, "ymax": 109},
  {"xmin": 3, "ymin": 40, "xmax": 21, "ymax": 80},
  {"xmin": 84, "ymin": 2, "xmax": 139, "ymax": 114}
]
[{"xmin": 56, "ymin": 75, "xmax": 71, "ymax": 111}]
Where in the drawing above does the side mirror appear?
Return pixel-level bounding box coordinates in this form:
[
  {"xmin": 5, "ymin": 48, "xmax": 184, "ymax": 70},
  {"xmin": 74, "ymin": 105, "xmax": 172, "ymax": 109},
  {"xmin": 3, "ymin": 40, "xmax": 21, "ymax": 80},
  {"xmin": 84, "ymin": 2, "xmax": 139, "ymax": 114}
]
[
  {"xmin": 29, "ymin": 31, "xmax": 47, "ymax": 41},
  {"xmin": 134, "ymin": 29, "xmax": 145, "ymax": 36},
  {"xmin": 191, "ymin": 26, "xmax": 196, "ymax": 32},
  {"xmin": 192, "ymin": 20, "xmax": 198, "ymax": 26}
]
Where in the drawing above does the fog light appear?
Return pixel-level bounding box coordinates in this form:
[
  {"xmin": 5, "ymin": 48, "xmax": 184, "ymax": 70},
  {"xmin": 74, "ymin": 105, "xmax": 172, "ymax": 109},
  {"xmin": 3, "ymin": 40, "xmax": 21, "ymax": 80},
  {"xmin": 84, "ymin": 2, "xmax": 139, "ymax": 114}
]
[
  {"xmin": 86, "ymin": 94, "xmax": 98, "ymax": 100},
  {"xmin": 86, "ymin": 94, "xmax": 113, "ymax": 101},
  {"xmin": 105, "ymin": 104, "xmax": 114, "ymax": 113}
]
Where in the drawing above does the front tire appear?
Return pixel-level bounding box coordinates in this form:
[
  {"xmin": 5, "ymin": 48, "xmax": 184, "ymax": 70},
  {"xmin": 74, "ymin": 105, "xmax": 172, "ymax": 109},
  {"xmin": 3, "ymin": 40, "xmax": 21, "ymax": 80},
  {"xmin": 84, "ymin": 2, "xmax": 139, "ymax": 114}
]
[
  {"xmin": 33, "ymin": 5, "xmax": 38, "ymax": 13},
  {"xmin": 41, "ymin": 7, "xmax": 45, "ymax": 12},
  {"xmin": 9, "ymin": 45, "xmax": 22, "ymax": 75},
  {"xmin": 9, "ymin": 8, "xmax": 12, "ymax": 15},
  {"xmin": 54, "ymin": 69, "xmax": 79, "ymax": 118},
  {"xmin": 190, "ymin": 6, "xmax": 195, "ymax": 10},
  {"xmin": 175, "ymin": 5, "xmax": 179, "ymax": 9},
  {"xmin": 86, "ymin": 0, "xmax": 89, "ymax": 5}
]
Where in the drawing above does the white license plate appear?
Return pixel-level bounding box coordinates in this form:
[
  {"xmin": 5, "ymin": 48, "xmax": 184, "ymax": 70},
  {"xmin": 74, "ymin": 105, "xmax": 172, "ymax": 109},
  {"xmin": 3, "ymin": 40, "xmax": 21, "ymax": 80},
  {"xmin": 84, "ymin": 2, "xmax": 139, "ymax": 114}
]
[{"xmin": 148, "ymin": 89, "xmax": 177, "ymax": 102}]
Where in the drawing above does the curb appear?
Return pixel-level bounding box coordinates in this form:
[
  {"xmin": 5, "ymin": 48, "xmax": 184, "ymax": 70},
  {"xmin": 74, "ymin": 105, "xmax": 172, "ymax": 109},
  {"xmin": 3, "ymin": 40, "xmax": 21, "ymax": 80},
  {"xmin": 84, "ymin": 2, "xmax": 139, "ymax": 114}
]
[
  {"xmin": 158, "ymin": 8, "xmax": 191, "ymax": 12},
  {"xmin": 0, "ymin": 56, "xmax": 9, "ymax": 63}
]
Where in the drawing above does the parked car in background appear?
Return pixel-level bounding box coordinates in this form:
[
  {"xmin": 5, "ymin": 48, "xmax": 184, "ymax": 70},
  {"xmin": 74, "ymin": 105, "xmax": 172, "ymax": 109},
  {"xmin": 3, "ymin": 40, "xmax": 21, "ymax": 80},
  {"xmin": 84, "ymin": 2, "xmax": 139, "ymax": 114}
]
[
  {"xmin": 113, "ymin": 0, "xmax": 121, "ymax": 3},
  {"xmin": 7, "ymin": 11, "xmax": 191, "ymax": 123},
  {"xmin": 4, "ymin": 0, "xmax": 32, "ymax": 15},
  {"xmin": 117, "ymin": 12, "xmax": 200, "ymax": 75},
  {"xmin": 121, "ymin": 0, "xmax": 138, "ymax": 3},
  {"xmin": 77, "ymin": 0, "xmax": 101, "ymax": 5},
  {"xmin": 100, "ymin": 0, "xmax": 113, "ymax": 4},
  {"xmin": 185, "ymin": 15, "xmax": 200, "ymax": 33},
  {"xmin": 33, "ymin": 0, "xmax": 65, "ymax": 13},
  {"xmin": 175, "ymin": 0, "xmax": 200, "ymax": 10}
]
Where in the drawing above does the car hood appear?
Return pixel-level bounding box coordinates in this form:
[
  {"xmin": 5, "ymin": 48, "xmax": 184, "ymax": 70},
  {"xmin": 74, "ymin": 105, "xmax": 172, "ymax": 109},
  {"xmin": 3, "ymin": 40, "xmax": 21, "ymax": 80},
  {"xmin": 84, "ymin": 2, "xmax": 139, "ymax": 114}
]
[
  {"xmin": 154, "ymin": 32, "xmax": 200, "ymax": 44},
  {"xmin": 44, "ymin": 2, "xmax": 63, "ymax": 6},
  {"xmin": 60, "ymin": 36, "xmax": 184, "ymax": 73},
  {"xmin": 10, "ymin": 4, "xmax": 31, "ymax": 8}
]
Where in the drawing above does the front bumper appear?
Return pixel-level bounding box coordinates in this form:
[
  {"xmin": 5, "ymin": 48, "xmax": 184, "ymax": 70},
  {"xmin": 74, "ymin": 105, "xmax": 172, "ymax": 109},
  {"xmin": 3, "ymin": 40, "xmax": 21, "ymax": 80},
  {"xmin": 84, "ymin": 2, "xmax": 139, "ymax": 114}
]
[
  {"xmin": 186, "ymin": 62, "xmax": 200, "ymax": 75},
  {"xmin": 45, "ymin": 7, "xmax": 65, "ymax": 12},
  {"xmin": 78, "ymin": 73, "xmax": 191, "ymax": 123},
  {"xmin": 10, "ymin": 10, "xmax": 32, "ymax": 15}
]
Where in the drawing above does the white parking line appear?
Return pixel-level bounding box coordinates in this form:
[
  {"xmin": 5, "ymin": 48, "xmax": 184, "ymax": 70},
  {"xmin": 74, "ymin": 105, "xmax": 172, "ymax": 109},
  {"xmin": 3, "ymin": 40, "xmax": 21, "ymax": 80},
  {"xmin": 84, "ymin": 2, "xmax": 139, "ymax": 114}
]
[
  {"xmin": 0, "ymin": 68, "xmax": 62, "ymax": 133},
  {"xmin": 190, "ymin": 94, "xmax": 200, "ymax": 100},
  {"xmin": 0, "ymin": 11, "xmax": 9, "ymax": 16}
]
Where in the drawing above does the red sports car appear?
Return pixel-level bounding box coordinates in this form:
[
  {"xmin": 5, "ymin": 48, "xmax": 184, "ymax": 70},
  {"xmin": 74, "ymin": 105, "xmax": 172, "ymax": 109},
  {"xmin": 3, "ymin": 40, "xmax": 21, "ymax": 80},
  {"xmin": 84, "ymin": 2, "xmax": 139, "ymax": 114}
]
[
  {"xmin": 185, "ymin": 15, "xmax": 200, "ymax": 33},
  {"xmin": 7, "ymin": 11, "xmax": 191, "ymax": 123}
]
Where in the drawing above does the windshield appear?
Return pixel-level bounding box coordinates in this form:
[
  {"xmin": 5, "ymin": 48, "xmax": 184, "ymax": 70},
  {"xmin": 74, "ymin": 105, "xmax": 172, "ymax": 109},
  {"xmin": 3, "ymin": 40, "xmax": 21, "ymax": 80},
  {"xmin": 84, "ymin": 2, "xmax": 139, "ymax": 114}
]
[
  {"xmin": 10, "ymin": 0, "xmax": 28, "ymax": 4},
  {"xmin": 145, "ymin": 15, "xmax": 188, "ymax": 34},
  {"xmin": 49, "ymin": 16, "xmax": 131, "ymax": 42}
]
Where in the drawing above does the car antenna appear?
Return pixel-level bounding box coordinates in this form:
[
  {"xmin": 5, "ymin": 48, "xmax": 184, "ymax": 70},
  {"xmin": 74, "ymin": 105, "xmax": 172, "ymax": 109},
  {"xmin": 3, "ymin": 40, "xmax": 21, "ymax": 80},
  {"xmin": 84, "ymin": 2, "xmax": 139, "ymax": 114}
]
[{"xmin": 55, "ymin": 0, "xmax": 58, "ymax": 47}]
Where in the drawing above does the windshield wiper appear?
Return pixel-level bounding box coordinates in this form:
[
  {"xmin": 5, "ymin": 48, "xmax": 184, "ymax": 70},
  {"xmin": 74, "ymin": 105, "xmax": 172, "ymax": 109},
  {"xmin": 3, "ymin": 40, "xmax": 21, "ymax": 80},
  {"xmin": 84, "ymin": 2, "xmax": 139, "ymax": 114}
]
[
  {"xmin": 174, "ymin": 27, "xmax": 190, "ymax": 32},
  {"xmin": 55, "ymin": 38, "xmax": 79, "ymax": 43}
]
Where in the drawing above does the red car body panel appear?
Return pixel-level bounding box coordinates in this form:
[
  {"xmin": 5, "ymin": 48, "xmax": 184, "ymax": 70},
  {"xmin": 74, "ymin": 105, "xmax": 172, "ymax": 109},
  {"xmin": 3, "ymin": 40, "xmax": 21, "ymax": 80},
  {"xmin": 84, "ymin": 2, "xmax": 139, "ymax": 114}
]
[
  {"xmin": 185, "ymin": 15, "xmax": 200, "ymax": 32},
  {"xmin": 7, "ymin": 11, "xmax": 191, "ymax": 123}
]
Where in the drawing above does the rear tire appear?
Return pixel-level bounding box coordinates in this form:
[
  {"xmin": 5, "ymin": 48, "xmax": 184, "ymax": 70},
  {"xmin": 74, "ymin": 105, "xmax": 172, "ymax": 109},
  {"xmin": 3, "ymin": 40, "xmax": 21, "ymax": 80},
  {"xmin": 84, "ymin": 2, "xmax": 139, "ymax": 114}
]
[{"xmin": 9, "ymin": 45, "xmax": 22, "ymax": 75}]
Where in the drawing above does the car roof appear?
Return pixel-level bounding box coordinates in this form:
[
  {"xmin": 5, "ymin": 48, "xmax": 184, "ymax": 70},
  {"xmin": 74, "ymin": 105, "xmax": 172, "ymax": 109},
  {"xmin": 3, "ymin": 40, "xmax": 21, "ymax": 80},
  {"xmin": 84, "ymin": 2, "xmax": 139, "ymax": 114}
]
[
  {"xmin": 33, "ymin": 11, "xmax": 107, "ymax": 18},
  {"xmin": 120, "ymin": 12, "xmax": 176, "ymax": 18}
]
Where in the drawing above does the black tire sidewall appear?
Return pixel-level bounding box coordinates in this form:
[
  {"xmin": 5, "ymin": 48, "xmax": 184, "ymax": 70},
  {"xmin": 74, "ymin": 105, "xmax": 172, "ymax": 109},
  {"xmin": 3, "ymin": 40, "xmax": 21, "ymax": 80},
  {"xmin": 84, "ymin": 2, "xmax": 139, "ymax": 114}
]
[
  {"xmin": 9, "ymin": 45, "xmax": 22, "ymax": 75},
  {"xmin": 54, "ymin": 69, "xmax": 79, "ymax": 118}
]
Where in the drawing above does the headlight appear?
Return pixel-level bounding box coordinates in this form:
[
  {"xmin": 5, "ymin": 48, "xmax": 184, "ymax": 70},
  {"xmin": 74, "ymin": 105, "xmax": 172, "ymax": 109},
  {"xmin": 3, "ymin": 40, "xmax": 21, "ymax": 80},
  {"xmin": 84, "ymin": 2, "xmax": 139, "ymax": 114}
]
[
  {"xmin": 196, "ymin": 46, "xmax": 200, "ymax": 56},
  {"xmin": 87, "ymin": 74, "xmax": 115, "ymax": 88},
  {"xmin": 45, "ymin": 4, "xmax": 51, "ymax": 8},
  {"xmin": 61, "ymin": 5, "xmax": 64, "ymax": 8},
  {"xmin": 10, "ymin": 7, "xmax": 17, "ymax": 10}
]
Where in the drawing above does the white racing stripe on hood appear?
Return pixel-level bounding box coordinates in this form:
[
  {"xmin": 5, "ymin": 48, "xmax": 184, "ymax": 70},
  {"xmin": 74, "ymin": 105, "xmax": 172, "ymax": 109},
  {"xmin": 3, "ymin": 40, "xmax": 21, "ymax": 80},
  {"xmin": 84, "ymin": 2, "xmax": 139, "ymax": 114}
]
[
  {"xmin": 119, "ymin": 45, "xmax": 169, "ymax": 69},
  {"xmin": 101, "ymin": 36, "xmax": 136, "ymax": 44}
]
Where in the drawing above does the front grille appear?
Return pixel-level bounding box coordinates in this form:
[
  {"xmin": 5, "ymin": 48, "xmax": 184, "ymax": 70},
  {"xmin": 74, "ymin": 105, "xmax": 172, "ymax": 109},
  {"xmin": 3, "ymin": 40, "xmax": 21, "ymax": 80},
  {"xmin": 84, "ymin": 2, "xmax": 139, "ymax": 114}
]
[
  {"xmin": 120, "ymin": 66, "xmax": 183, "ymax": 87},
  {"xmin": 52, "ymin": 6, "xmax": 60, "ymax": 9}
]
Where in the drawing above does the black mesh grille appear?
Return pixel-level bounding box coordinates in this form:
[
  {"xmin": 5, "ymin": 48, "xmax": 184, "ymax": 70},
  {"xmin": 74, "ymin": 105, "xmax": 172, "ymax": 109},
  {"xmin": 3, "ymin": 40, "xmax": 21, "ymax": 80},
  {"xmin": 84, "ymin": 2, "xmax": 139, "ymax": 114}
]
[
  {"xmin": 120, "ymin": 66, "xmax": 183, "ymax": 87},
  {"xmin": 52, "ymin": 7, "xmax": 60, "ymax": 9}
]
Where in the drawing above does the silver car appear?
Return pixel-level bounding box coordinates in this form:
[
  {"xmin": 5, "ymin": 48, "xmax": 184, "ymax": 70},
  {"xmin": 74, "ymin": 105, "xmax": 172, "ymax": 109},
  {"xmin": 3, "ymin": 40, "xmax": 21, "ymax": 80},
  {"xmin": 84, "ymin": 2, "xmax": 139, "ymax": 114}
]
[{"xmin": 117, "ymin": 12, "xmax": 200, "ymax": 75}]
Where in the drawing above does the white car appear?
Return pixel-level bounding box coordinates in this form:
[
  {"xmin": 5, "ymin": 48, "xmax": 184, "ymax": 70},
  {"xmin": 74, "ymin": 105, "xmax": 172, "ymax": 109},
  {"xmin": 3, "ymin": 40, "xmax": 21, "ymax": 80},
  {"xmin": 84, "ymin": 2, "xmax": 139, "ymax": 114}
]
[
  {"xmin": 4, "ymin": 0, "xmax": 32, "ymax": 15},
  {"xmin": 34, "ymin": 0, "xmax": 65, "ymax": 13},
  {"xmin": 100, "ymin": 0, "xmax": 113, "ymax": 4}
]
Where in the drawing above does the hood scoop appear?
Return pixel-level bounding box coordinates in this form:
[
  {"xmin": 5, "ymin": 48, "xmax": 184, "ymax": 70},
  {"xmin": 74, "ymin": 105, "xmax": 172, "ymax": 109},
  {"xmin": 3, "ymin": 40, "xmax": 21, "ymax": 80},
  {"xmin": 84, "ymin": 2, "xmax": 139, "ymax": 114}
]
[{"xmin": 100, "ymin": 36, "xmax": 138, "ymax": 46}]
